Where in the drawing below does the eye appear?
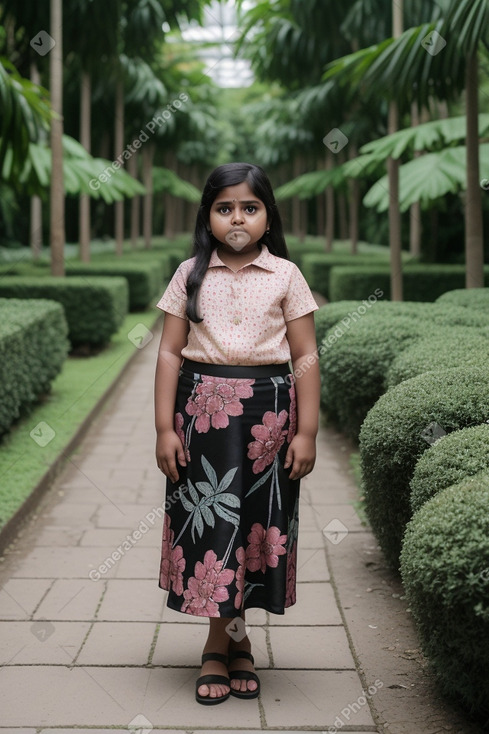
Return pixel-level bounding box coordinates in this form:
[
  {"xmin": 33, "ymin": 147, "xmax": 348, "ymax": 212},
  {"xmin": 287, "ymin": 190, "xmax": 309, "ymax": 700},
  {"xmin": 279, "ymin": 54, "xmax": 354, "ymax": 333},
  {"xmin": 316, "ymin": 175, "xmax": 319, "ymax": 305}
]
[
  {"xmin": 217, "ymin": 206, "xmax": 231, "ymax": 214},
  {"xmin": 244, "ymin": 205, "xmax": 257, "ymax": 214}
]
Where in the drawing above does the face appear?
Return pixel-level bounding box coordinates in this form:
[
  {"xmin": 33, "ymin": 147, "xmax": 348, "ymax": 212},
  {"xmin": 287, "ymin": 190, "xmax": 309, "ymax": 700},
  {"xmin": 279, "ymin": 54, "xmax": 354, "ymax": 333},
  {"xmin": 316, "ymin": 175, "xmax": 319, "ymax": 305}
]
[{"xmin": 208, "ymin": 181, "xmax": 269, "ymax": 252}]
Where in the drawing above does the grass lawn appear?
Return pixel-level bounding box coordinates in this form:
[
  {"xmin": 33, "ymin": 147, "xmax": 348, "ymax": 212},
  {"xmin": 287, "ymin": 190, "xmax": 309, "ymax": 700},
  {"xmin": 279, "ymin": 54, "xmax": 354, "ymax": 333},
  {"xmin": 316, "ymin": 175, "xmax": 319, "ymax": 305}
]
[{"xmin": 0, "ymin": 309, "xmax": 160, "ymax": 535}]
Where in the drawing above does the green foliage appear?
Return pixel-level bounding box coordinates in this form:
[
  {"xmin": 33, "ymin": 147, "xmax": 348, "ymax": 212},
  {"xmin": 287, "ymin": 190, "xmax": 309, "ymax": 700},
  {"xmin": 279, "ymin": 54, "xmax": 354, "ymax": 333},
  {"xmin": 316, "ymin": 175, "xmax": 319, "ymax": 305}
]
[
  {"xmin": 0, "ymin": 298, "xmax": 69, "ymax": 436},
  {"xmin": 329, "ymin": 265, "xmax": 489, "ymax": 302},
  {"xmin": 301, "ymin": 253, "xmax": 389, "ymax": 299},
  {"xmin": 436, "ymin": 287, "xmax": 489, "ymax": 314},
  {"xmin": 319, "ymin": 302, "xmax": 488, "ymax": 439},
  {"xmin": 314, "ymin": 301, "xmax": 364, "ymax": 348},
  {"xmin": 0, "ymin": 276, "xmax": 128, "ymax": 347},
  {"xmin": 386, "ymin": 328, "xmax": 489, "ymax": 388},
  {"xmin": 359, "ymin": 366, "xmax": 489, "ymax": 568},
  {"xmin": 410, "ymin": 425, "xmax": 489, "ymax": 513},
  {"xmin": 400, "ymin": 476, "xmax": 489, "ymax": 719},
  {"xmin": 65, "ymin": 259, "xmax": 165, "ymax": 310}
]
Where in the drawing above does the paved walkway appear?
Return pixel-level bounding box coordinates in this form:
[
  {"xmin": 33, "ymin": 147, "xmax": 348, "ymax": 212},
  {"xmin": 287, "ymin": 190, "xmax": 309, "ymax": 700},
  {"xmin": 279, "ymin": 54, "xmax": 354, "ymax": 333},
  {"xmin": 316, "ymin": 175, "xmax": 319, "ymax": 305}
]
[{"xmin": 0, "ymin": 317, "xmax": 478, "ymax": 734}]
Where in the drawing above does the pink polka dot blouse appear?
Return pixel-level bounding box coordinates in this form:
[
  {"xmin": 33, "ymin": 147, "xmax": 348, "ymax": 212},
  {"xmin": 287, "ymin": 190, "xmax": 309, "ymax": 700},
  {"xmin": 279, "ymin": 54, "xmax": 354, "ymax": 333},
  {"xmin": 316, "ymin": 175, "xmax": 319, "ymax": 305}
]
[{"xmin": 155, "ymin": 244, "xmax": 318, "ymax": 365}]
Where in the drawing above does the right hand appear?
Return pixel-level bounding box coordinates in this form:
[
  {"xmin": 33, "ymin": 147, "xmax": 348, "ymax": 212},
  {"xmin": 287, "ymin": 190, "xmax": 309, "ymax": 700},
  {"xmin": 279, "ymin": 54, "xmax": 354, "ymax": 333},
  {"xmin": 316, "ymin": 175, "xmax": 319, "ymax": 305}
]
[{"xmin": 156, "ymin": 430, "xmax": 187, "ymax": 483}]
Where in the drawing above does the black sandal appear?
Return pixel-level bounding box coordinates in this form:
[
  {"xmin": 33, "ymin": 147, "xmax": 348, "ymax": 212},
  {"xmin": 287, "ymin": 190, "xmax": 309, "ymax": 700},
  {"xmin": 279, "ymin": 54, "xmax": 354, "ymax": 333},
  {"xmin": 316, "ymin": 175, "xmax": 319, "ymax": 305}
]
[
  {"xmin": 228, "ymin": 650, "xmax": 260, "ymax": 699},
  {"xmin": 195, "ymin": 652, "xmax": 231, "ymax": 705}
]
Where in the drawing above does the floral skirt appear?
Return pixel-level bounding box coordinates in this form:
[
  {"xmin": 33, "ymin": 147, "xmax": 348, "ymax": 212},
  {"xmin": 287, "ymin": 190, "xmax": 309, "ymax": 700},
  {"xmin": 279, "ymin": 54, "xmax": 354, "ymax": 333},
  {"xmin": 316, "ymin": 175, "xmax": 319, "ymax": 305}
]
[{"xmin": 159, "ymin": 358, "xmax": 300, "ymax": 617}]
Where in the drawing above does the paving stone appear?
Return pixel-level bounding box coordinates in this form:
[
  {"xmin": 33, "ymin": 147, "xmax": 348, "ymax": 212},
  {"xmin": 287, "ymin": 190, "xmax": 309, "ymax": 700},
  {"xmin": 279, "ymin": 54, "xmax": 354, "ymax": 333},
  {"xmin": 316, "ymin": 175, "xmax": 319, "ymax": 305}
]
[
  {"xmin": 33, "ymin": 579, "xmax": 104, "ymax": 621},
  {"xmin": 260, "ymin": 669, "xmax": 375, "ymax": 728},
  {"xmin": 33, "ymin": 527, "xmax": 85, "ymax": 546},
  {"xmin": 314, "ymin": 503, "xmax": 367, "ymax": 534},
  {"xmin": 76, "ymin": 621, "xmax": 157, "ymax": 665},
  {"xmin": 0, "ymin": 579, "xmax": 53, "ymax": 619},
  {"xmin": 80, "ymin": 528, "xmax": 161, "ymax": 548},
  {"xmin": 0, "ymin": 666, "xmax": 261, "ymax": 727},
  {"xmin": 39, "ymin": 502, "xmax": 100, "ymax": 526},
  {"xmin": 296, "ymin": 546, "xmax": 329, "ymax": 582},
  {"xmin": 0, "ymin": 620, "xmax": 90, "ymax": 664},
  {"xmin": 96, "ymin": 580, "xmax": 167, "ymax": 622},
  {"xmin": 10, "ymin": 547, "xmax": 120, "ymax": 579},
  {"xmin": 269, "ymin": 582, "xmax": 342, "ymax": 625},
  {"xmin": 298, "ymin": 529, "xmax": 327, "ymax": 549},
  {"xmin": 269, "ymin": 625, "xmax": 355, "ymax": 669},
  {"xmin": 114, "ymin": 546, "xmax": 162, "ymax": 578},
  {"xmin": 60, "ymin": 486, "xmax": 139, "ymax": 505},
  {"xmin": 94, "ymin": 503, "xmax": 166, "ymax": 529}
]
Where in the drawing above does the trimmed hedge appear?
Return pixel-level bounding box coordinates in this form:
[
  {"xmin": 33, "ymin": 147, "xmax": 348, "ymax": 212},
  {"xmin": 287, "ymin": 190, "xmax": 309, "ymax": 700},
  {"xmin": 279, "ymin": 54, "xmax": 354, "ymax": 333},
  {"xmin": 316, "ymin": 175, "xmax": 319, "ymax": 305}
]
[
  {"xmin": 359, "ymin": 366, "xmax": 489, "ymax": 568},
  {"xmin": 436, "ymin": 287, "xmax": 489, "ymax": 315},
  {"xmin": 301, "ymin": 254, "xmax": 389, "ymax": 299},
  {"xmin": 410, "ymin": 424, "xmax": 489, "ymax": 513},
  {"xmin": 386, "ymin": 327, "xmax": 489, "ymax": 388},
  {"xmin": 329, "ymin": 265, "xmax": 489, "ymax": 302},
  {"xmin": 314, "ymin": 301, "xmax": 364, "ymax": 348},
  {"xmin": 0, "ymin": 298, "xmax": 69, "ymax": 436},
  {"xmin": 400, "ymin": 475, "xmax": 489, "ymax": 719},
  {"xmin": 66, "ymin": 260, "xmax": 164, "ymax": 310},
  {"xmin": 319, "ymin": 302, "xmax": 489, "ymax": 439},
  {"xmin": 0, "ymin": 276, "xmax": 128, "ymax": 347}
]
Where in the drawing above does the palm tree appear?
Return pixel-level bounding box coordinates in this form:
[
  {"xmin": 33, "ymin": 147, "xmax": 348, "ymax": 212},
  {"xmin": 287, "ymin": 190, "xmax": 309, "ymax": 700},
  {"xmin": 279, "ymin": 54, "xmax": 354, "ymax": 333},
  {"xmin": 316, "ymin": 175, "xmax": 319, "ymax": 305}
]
[{"xmin": 49, "ymin": 0, "xmax": 64, "ymax": 276}]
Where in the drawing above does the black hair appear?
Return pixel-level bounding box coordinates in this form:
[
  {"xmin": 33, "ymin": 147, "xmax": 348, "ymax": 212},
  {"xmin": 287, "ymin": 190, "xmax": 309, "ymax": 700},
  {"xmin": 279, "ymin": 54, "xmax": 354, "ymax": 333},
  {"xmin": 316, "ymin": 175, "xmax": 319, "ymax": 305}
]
[{"xmin": 185, "ymin": 162, "xmax": 289, "ymax": 323}]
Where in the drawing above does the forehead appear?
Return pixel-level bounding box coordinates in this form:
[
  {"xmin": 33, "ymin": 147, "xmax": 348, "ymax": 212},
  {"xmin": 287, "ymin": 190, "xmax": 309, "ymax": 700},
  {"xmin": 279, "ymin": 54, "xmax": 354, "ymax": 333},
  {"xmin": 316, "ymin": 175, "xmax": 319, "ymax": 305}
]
[{"xmin": 214, "ymin": 181, "xmax": 262, "ymax": 204}]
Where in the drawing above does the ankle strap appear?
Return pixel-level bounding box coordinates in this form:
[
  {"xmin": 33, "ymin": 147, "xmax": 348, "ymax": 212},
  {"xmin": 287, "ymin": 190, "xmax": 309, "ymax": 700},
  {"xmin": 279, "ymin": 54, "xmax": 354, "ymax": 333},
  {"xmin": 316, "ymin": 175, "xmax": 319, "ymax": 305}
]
[
  {"xmin": 229, "ymin": 650, "xmax": 254, "ymax": 664},
  {"xmin": 201, "ymin": 651, "xmax": 228, "ymax": 664}
]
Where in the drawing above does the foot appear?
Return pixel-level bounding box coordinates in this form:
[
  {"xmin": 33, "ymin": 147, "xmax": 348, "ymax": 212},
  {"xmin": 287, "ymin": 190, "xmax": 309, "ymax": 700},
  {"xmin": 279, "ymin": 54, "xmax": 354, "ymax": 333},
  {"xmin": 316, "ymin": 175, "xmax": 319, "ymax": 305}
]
[
  {"xmin": 197, "ymin": 652, "xmax": 230, "ymax": 702},
  {"xmin": 228, "ymin": 638, "xmax": 259, "ymax": 695}
]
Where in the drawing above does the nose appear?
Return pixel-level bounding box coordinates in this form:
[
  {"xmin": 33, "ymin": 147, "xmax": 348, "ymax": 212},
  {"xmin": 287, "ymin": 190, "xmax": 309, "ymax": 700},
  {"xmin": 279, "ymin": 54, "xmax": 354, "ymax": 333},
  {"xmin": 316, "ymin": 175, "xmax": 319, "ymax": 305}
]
[{"xmin": 231, "ymin": 206, "xmax": 244, "ymax": 224}]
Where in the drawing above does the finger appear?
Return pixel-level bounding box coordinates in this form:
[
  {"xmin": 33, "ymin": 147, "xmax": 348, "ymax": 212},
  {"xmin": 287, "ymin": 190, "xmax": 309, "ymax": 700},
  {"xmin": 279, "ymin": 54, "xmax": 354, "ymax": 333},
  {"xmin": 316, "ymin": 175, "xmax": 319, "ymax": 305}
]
[
  {"xmin": 284, "ymin": 448, "xmax": 293, "ymax": 468},
  {"xmin": 163, "ymin": 456, "xmax": 179, "ymax": 484},
  {"xmin": 177, "ymin": 445, "xmax": 187, "ymax": 467}
]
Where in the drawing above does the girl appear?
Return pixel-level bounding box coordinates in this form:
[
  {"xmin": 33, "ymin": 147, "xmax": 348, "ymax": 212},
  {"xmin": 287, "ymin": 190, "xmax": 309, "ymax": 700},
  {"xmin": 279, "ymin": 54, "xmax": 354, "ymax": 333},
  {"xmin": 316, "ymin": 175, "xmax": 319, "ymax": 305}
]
[{"xmin": 154, "ymin": 162, "xmax": 320, "ymax": 706}]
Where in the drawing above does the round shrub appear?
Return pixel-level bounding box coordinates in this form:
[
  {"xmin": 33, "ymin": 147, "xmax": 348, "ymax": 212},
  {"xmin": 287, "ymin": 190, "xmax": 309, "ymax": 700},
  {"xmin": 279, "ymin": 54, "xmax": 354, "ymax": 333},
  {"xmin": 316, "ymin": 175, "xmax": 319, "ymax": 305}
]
[
  {"xmin": 386, "ymin": 327, "xmax": 489, "ymax": 388},
  {"xmin": 400, "ymin": 475, "xmax": 489, "ymax": 719},
  {"xmin": 314, "ymin": 301, "xmax": 363, "ymax": 349},
  {"xmin": 410, "ymin": 424, "xmax": 489, "ymax": 513},
  {"xmin": 319, "ymin": 301, "xmax": 488, "ymax": 440},
  {"xmin": 359, "ymin": 366, "xmax": 489, "ymax": 568},
  {"xmin": 436, "ymin": 287, "xmax": 489, "ymax": 315}
]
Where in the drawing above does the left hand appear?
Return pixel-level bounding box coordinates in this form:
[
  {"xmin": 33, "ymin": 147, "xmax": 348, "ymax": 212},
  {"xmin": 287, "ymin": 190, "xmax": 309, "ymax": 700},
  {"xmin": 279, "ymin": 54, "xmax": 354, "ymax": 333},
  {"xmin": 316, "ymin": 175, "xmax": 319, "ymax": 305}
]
[{"xmin": 284, "ymin": 434, "xmax": 316, "ymax": 480}]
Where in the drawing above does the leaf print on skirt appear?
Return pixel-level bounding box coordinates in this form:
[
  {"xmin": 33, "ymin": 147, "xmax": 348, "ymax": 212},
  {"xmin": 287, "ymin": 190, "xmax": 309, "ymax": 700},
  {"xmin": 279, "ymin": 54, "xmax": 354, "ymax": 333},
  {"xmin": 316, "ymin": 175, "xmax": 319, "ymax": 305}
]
[
  {"xmin": 245, "ymin": 522, "xmax": 287, "ymax": 573},
  {"xmin": 247, "ymin": 409, "xmax": 288, "ymax": 474},
  {"xmin": 185, "ymin": 376, "xmax": 255, "ymax": 433},
  {"xmin": 181, "ymin": 549, "xmax": 235, "ymax": 616}
]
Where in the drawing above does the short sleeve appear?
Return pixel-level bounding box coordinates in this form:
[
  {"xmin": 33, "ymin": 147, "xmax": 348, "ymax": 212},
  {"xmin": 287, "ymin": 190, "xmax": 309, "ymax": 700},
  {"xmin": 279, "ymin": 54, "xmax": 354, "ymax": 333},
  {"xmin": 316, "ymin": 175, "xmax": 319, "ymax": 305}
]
[
  {"xmin": 155, "ymin": 262, "xmax": 189, "ymax": 320},
  {"xmin": 282, "ymin": 264, "xmax": 319, "ymax": 322}
]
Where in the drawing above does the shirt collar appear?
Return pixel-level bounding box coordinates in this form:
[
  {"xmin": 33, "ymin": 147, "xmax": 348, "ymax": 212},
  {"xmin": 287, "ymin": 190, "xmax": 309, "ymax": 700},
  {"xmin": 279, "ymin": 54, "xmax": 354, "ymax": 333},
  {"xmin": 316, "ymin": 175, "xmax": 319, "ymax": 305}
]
[{"xmin": 208, "ymin": 244, "xmax": 277, "ymax": 272}]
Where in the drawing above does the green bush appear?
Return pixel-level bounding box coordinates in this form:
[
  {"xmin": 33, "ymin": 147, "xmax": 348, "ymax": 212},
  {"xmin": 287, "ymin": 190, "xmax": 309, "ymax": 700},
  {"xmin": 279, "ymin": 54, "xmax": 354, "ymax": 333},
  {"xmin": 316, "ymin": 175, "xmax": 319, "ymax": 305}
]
[
  {"xmin": 0, "ymin": 298, "xmax": 69, "ymax": 436},
  {"xmin": 359, "ymin": 366, "xmax": 489, "ymax": 568},
  {"xmin": 301, "ymin": 254, "xmax": 389, "ymax": 299},
  {"xmin": 329, "ymin": 265, "xmax": 489, "ymax": 302},
  {"xmin": 436, "ymin": 287, "xmax": 489, "ymax": 315},
  {"xmin": 319, "ymin": 302, "xmax": 488, "ymax": 439},
  {"xmin": 66, "ymin": 260, "xmax": 164, "ymax": 310},
  {"xmin": 386, "ymin": 327, "xmax": 489, "ymax": 388},
  {"xmin": 410, "ymin": 424, "xmax": 489, "ymax": 513},
  {"xmin": 0, "ymin": 276, "xmax": 128, "ymax": 347},
  {"xmin": 314, "ymin": 301, "xmax": 364, "ymax": 348},
  {"xmin": 400, "ymin": 475, "xmax": 489, "ymax": 719}
]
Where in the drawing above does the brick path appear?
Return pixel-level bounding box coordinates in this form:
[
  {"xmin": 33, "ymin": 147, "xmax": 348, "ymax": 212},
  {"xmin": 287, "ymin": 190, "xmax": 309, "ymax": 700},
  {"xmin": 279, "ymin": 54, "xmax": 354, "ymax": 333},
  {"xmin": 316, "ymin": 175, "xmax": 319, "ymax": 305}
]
[{"xmin": 0, "ymin": 315, "xmax": 476, "ymax": 734}]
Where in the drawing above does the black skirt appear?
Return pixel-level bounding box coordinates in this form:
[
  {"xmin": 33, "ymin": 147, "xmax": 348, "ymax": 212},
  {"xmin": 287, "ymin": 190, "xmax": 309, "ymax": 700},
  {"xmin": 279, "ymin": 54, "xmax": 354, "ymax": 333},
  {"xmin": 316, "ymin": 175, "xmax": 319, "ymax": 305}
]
[{"xmin": 159, "ymin": 359, "xmax": 300, "ymax": 617}]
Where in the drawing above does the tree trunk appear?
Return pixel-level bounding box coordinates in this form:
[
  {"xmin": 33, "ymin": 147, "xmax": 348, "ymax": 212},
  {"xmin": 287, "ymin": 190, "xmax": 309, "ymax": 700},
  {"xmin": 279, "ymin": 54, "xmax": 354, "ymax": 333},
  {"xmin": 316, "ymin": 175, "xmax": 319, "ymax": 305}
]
[
  {"xmin": 388, "ymin": 0, "xmax": 403, "ymax": 300},
  {"xmin": 114, "ymin": 77, "xmax": 124, "ymax": 256},
  {"xmin": 79, "ymin": 69, "xmax": 91, "ymax": 262},
  {"xmin": 49, "ymin": 0, "xmax": 65, "ymax": 276},
  {"xmin": 348, "ymin": 144, "xmax": 359, "ymax": 255},
  {"xmin": 128, "ymin": 152, "xmax": 140, "ymax": 247},
  {"xmin": 409, "ymin": 100, "xmax": 421, "ymax": 258},
  {"xmin": 142, "ymin": 143, "xmax": 154, "ymax": 249},
  {"xmin": 465, "ymin": 50, "xmax": 484, "ymax": 288},
  {"xmin": 30, "ymin": 62, "xmax": 42, "ymax": 260},
  {"xmin": 325, "ymin": 150, "xmax": 334, "ymax": 252}
]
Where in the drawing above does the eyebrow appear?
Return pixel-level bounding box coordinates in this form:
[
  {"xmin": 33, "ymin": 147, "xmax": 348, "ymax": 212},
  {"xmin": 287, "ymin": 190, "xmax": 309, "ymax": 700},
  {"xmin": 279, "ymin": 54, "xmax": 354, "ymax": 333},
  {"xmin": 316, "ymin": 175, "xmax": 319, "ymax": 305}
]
[{"xmin": 213, "ymin": 199, "xmax": 261, "ymax": 206}]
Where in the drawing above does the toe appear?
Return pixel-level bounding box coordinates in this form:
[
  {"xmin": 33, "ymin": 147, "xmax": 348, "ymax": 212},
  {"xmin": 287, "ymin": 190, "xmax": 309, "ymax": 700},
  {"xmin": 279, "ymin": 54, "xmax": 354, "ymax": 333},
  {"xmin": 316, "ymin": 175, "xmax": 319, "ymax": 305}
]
[{"xmin": 198, "ymin": 683, "xmax": 210, "ymax": 698}]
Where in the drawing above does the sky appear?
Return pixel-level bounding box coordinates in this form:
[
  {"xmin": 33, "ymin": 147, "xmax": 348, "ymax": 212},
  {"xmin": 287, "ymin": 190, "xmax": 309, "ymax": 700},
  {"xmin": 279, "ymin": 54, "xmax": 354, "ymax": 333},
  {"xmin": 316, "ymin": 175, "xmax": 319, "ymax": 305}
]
[{"xmin": 176, "ymin": 0, "xmax": 254, "ymax": 87}]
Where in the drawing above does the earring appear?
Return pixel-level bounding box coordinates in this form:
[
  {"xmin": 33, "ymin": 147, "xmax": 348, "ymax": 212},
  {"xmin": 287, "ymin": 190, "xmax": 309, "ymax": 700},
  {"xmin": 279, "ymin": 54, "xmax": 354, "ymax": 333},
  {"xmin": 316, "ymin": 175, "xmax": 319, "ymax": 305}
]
[{"xmin": 265, "ymin": 229, "xmax": 270, "ymax": 235}]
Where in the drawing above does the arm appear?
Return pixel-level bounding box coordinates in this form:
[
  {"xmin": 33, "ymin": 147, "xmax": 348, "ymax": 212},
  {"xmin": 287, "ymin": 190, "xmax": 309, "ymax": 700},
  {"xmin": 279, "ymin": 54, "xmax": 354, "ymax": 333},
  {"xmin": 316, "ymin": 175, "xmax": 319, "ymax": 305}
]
[
  {"xmin": 284, "ymin": 312, "xmax": 320, "ymax": 480},
  {"xmin": 154, "ymin": 312, "xmax": 190, "ymax": 483}
]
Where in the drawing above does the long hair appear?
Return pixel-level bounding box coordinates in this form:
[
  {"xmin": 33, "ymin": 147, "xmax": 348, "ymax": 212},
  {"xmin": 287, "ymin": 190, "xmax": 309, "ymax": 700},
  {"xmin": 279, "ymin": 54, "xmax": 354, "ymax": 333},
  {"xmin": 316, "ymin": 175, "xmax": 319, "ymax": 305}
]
[{"xmin": 186, "ymin": 162, "xmax": 289, "ymax": 323}]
